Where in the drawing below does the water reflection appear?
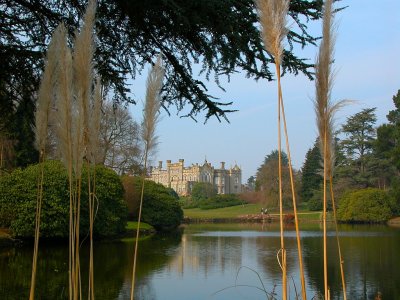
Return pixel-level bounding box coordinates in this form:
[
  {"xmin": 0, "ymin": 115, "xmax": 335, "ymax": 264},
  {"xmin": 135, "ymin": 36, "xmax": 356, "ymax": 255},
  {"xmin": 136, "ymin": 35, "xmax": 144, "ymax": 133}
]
[{"xmin": 1, "ymin": 224, "xmax": 400, "ymax": 299}]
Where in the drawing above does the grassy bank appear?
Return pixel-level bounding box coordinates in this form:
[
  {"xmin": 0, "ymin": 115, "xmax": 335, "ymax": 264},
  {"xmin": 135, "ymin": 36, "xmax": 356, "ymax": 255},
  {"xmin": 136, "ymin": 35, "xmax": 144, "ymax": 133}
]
[{"xmin": 183, "ymin": 204, "xmax": 324, "ymax": 222}]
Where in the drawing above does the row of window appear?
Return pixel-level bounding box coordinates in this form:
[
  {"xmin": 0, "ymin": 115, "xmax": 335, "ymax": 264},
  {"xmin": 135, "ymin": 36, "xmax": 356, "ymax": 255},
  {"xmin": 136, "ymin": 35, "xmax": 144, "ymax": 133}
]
[{"xmin": 153, "ymin": 174, "xmax": 239, "ymax": 184}]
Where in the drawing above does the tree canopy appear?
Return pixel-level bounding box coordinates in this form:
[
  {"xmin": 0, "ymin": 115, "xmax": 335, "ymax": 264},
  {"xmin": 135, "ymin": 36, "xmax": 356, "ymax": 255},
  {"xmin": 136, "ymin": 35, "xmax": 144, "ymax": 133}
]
[
  {"xmin": 256, "ymin": 150, "xmax": 296, "ymax": 207},
  {"xmin": 0, "ymin": 0, "xmax": 327, "ymax": 169}
]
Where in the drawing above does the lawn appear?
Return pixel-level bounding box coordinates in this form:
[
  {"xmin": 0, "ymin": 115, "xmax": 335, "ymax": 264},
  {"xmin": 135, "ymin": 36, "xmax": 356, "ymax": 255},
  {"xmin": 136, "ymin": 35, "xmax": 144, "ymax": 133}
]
[{"xmin": 183, "ymin": 204, "xmax": 324, "ymax": 222}]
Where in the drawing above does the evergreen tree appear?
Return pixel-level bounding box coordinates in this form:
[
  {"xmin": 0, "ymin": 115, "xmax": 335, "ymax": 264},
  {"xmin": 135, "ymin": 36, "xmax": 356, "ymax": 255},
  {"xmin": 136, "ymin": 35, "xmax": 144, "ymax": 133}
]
[
  {"xmin": 0, "ymin": 1, "xmax": 331, "ymax": 169},
  {"xmin": 375, "ymin": 90, "xmax": 400, "ymax": 210},
  {"xmin": 0, "ymin": 0, "xmax": 325, "ymax": 120},
  {"xmin": 300, "ymin": 139, "xmax": 323, "ymax": 201},
  {"xmin": 12, "ymin": 93, "xmax": 38, "ymax": 167},
  {"xmin": 376, "ymin": 90, "xmax": 400, "ymax": 172},
  {"xmin": 339, "ymin": 107, "xmax": 377, "ymax": 187}
]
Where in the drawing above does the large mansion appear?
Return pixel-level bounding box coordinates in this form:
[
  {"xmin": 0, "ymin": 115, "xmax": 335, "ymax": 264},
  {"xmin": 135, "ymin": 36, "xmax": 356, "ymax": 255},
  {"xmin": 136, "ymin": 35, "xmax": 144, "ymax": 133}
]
[{"xmin": 149, "ymin": 159, "xmax": 242, "ymax": 196}]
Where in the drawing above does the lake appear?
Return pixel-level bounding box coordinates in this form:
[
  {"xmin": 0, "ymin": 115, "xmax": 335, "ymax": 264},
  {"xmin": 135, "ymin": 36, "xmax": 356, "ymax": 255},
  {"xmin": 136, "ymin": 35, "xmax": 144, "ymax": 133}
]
[{"xmin": 1, "ymin": 223, "xmax": 399, "ymax": 299}]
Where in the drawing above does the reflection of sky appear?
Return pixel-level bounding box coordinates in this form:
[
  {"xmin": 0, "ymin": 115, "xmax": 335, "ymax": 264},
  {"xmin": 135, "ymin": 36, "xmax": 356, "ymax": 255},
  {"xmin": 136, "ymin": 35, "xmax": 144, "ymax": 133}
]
[{"xmin": 120, "ymin": 224, "xmax": 400, "ymax": 300}]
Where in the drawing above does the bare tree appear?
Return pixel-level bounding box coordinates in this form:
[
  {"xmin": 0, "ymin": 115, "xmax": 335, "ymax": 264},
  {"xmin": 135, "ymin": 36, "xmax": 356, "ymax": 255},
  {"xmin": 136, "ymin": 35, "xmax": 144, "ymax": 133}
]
[{"xmin": 99, "ymin": 100, "xmax": 142, "ymax": 174}]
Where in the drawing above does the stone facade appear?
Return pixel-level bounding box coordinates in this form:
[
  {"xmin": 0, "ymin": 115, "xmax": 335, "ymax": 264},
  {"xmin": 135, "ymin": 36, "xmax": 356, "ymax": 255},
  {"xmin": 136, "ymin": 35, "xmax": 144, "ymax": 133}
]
[{"xmin": 149, "ymin": 159, "xmax": 242, "ymax": 196}]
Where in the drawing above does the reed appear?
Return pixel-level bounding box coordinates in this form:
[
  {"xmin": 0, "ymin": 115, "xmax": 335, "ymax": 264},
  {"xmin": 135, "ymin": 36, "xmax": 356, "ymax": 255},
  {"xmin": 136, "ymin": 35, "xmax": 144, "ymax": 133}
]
[
  {"xmin": 29, "ymin": 22, "xmax": 61, "ymax": 300},
  {"xmin": 255, "ymin": 0, "xmax": 307, "ymax": 299},
  {"xmin": 72, "ymin": 1, "xmax": 98, "ymax": 299},
  {"xmin": 130, "ymin": 56, "xmax": 164, "ymax": 300},
  {"xmin": 32, "ymin": 1, "xmax": 100, "ymax": 299},
  {"xmin": 50, "ymin": 23, "xmax": 79, "ymax": 299},
  {"xmin": 86, "ymin": 77, "xmax": 102, "ymax": 300},
  {"xmin": 314, "ymin": 0, "xmax": 347, "ymax": 299}
]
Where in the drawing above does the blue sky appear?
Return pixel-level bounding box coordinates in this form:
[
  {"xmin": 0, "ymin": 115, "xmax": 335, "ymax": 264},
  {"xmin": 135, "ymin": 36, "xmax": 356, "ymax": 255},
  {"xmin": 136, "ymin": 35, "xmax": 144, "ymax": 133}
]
[{"xmin": 129, "ymin": 0, "xmax": 400, "ymax": 181}]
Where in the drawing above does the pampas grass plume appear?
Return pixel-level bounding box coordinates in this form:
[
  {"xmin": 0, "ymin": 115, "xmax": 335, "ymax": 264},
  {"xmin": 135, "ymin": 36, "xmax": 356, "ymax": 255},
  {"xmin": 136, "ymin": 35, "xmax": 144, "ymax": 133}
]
[
  {"xmin": 256, "ymin": 0, "xmax": 289, "ymax": 64},
  {"xmin": 35, "ymin": 27, "xmax": 62, "ymax": 153},
  {"xmin": 141, "ymin": 56, "xmax": 165, "ymax": 153},
  {"xmin": 88, "ymin": 77, "xmax": 102, "ymax": 164},
  {"xmin": 131, "ymin": 56, "xmax": 165, "ymax": 300},
  {"xmin": 54, "ymin": 24, "xmax": 74, "ymax": 171}
]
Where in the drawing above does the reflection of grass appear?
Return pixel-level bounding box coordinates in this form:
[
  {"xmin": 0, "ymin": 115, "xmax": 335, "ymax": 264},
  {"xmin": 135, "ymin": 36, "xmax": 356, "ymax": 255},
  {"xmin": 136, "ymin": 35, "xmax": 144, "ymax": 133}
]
[
  {"xmin": 184, "ymin": 203, "xmax": 263, "ymax": 219},
  {"xmin": 126, "ymin": 221, "xmax": 154, "ymax": 230},
  {"xmin": 120, "ymin": 235, "xmax": 153, "ymax": 243}
]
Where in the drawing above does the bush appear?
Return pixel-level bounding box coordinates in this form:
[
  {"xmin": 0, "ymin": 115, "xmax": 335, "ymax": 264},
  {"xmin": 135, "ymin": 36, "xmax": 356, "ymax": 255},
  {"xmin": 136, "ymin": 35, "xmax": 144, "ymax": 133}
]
[
  {"xmin": 197, "ymin": 194, "xmax": 244, "ymax": 210},
  {"xmin": 337, "ymin": 188, "xmax": 393, "ymax": 223},
  {"xmin": 122, "ymin": 177, "xmax": 183, "ymax": 230},
  {"xmin": 0, "ymin": 160, "xmax": 128, "ymax": 238}
]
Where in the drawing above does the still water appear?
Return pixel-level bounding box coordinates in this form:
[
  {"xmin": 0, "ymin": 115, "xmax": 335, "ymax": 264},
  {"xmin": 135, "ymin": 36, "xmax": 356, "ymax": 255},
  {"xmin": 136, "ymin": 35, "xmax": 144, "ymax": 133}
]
[{"xmin": 1, "ymin": 223, "xmax": 400, "ymax": 299}]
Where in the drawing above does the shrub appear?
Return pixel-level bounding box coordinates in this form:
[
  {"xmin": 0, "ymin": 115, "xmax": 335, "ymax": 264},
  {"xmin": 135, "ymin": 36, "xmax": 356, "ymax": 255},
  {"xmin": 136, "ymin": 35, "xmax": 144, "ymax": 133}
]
[
  {"xmin": 337, "ymin": 188, "xmax": 392, "ymax": 223},
  {"xmin": 0, "ymin": 160, "xmax": 128, "ymax": 238},
  {"xmin": 122, "ymin": 177, "xmax": 183, "ymax": 230}
]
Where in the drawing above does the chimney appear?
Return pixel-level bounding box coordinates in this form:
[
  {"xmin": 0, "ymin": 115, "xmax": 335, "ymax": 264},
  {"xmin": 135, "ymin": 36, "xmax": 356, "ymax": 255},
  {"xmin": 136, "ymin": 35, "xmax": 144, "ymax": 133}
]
[
  {"xmin": 221, "ymin": 162, "xmax": 225, "ymax": 169},
  {"xmin": 158, "ymin": 161, "xmax": 163, "ymax": 169},
  {"xmin": 179, "ymin": 159, "xmax": 184, "ymax": 164},
  {"xmin": 166, "ymin": 160, "xmax": 171, "ymax": 165}
]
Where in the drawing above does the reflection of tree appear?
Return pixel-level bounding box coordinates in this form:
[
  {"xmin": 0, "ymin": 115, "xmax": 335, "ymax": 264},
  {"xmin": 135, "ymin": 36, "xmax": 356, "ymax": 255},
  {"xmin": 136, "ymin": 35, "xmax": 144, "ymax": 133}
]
[
  {"xmin": 0, "ymin": 244, "xmax": 69, "ymax": 299},
  {"xmin": 120, "ymin": 230, "xmax": 184, "ymax": 298},
  {"xmin": 2, "ymin": 226, "xmax": 400, "ymax": 299},
  {"xmin": 302, "ymin": 236, "xmax": 342, "ymax": 299},
  {"xmin": 255, "ymin": 235, "xmax": 299, "ymax": 288},
  {"xmin": 0, "ymin": 230, "xmax": 183, "ymax": 299},
  {"xmin": 302, "ymin": 227, "xmax": 400, "ymax": 299},
  {"xmin": 182, "ymin": 234, "xmax": 243, "ymax": 277}
]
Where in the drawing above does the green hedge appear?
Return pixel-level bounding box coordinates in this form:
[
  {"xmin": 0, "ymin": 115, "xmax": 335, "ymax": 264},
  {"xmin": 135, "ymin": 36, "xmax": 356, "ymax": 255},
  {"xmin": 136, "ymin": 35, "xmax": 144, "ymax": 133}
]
[
  {"xmin": 0, "ymin": 160, "xmax": 128, "ymax": 238},
  {"xmin": 337, "ymin": 188, "xmax": 393, "ymax": 223},
  {"xmin": 122, "ymin": 176, "xmax": 183, "ymax": 231}
]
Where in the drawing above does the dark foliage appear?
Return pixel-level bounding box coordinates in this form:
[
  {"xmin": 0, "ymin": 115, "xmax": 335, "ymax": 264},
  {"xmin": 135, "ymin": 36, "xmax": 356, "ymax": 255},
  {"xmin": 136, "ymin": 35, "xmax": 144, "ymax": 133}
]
[
  {"xmin": 300, "ymin": 139, "xmax": 323, "ymax": 201},
  {"xmin": 0, "ymin": 0, "xmax": 325, "ymax": 119},
  {"xmin": 122, "ymin": 176, "xmax": 183, "ymax": 231}
]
